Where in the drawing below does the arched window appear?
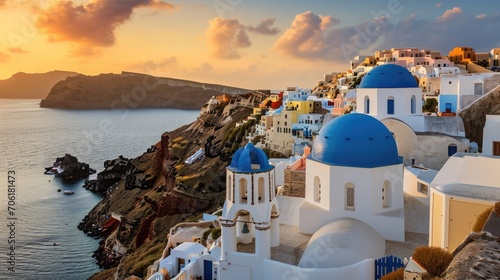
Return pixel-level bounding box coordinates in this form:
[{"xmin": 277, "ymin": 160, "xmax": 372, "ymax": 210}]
[
  {"xmin": 387, "ymin": 96, "xmax": 395, "ymax": 115},
  {"xmin": 364, "ymin": 96, "xmax": 370, "ymax": 114},
  {"xmin": 382, "ymin": 180, "xmax": 391, "ymax": 208},
  {"xmin": 345, "ymin": 183, "xmax": 355, "ymax": 210},
  {"xmin": 411, "ymin": 95, "xmax": 416, "ymax": 114},
  {"xmin": 270, "ymin": 173, "xmax": 275, "ymax": 201},
  {"xmin": 239, "ymin": 178, "xmax": 248, "ymax": 204},
  {"xmin": 258, "ymin": 177, "xmax": 265, "ymax": 204},
  {"xmin": 228, "ymin": 174, "xmax": 233, "ymax": 202},
  {"xmin": 313, "ymin": 176, "xmax": 321, "ymax": 202}
]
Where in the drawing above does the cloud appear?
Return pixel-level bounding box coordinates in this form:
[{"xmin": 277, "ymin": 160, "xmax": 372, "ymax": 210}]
[
  {"xmin": 34, "ymin": 0, "xmax": 175, "ymax": 56},
  {"xmin": 437, "ymin": 7, "xmax": 463, "ymax": 21},
  {"xmin": 475, "ymin": 14, "xmax": 487, "ymax": 20},
  {"xmin": 128, "ymin": 56, "xmax": 179, "ymax": 74},
  {"xmin": 7, "ymin": 47, "xmax": 29, "ymax": 54},
  {"xmin": 248, "ymin": 18, "xmax": 281, "ymax": 35},
  {"xmin": 0, "ymin": 51, "xmax": 10, "ymax": 62},
  {"xmin": 274, "ymin": 11, "xmax": 392, "ymax": 62},
  {"xmin": 206, "ymin": 17, "xmax": 251, "ymax": 59},
  {"xmin": 435, "ymin": 3, "xmax": 442, "ymax": 8},
  {"xmin": 379, "ymin": 13, "xmax": 500, "ymax": 54}
]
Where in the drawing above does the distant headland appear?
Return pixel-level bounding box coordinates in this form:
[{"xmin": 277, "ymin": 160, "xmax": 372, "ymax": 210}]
[
  {"xmin": 0, "ymin": 70, "xmax": 80, "ymax": 99},
  {"xmin": 39, "ymin": 71, "xmax": 251, "ymax": 110}
]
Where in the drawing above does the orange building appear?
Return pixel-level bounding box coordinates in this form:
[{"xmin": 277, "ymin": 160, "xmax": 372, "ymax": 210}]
[{"xmin": 448, "ymin": 46, "xmax": 476, "ymax": 63}]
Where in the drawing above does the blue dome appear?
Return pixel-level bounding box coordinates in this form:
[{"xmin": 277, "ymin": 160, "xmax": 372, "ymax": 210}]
[
  {"xmin": 311, "ymin": 114, "xmax": 402, "ymax": 168},
  {"xmin": 360, "ymin": 64, "xmax": 418, "ymax": 88},
  {"xmin": 228, "ymin": 143, "xmax": 273, "ymax": 173}
]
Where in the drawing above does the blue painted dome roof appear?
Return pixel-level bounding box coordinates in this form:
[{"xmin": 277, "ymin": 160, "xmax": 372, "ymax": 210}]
[
  {"xmin": 360, "ymin": 64, "xmax": 418, "ymax": 88},
  {"xmin": 311, "ymin": 114, "xmax": 402, "ymax": 168},
  {"xmin": 229, "ymin": 143, "xmax": 273, "ymax": 173}
]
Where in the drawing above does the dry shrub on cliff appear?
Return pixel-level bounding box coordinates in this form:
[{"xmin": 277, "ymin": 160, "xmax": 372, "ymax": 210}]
[
  {"xmin": 131, "ymin": 242, "xmax": 166, "ymax": 277},
  {"xmin": 381, "ymin": 268, "xmax": 404, "ymax": 280},
  {"xmin": 412, "ymin": 246, "xmax": 453, "ymax": 277},
  {"xmin": 171, "ymin": 143, "xmax": 187, "ymax": 158},
  {"xmin": 472, "ymin": 206, "xmax": 494, "ymax": 233}
]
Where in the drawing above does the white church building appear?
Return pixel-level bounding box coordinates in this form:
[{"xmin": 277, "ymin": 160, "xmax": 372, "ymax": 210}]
[{"xmin": 356, "ymin": 64, "xmax": 470, "ymax": 170}]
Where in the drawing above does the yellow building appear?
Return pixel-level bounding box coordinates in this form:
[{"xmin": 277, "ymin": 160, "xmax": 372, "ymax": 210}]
[{"xmin": 429, "ymin": 153, "xmax": 500, "ymax": 252}]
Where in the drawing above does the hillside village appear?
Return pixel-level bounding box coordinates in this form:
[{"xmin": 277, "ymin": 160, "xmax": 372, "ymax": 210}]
[{"xmin": 88, "ymin": 46, "xmax": 500, "ymax": 280}]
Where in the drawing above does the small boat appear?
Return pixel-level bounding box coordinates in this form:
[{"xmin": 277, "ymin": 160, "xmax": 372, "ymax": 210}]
[
  {"xmin": 44, "ymin": 167, "xmax": 58, "ymax": 175},
  {"xmin": 63, "ymin": 190, "xmax": 75, "ymax": 195}
]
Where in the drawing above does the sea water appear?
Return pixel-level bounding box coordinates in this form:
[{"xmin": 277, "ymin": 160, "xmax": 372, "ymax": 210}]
[{"xmin": 0, "ymin": 99, "xmax": 198, "ymax": 279}]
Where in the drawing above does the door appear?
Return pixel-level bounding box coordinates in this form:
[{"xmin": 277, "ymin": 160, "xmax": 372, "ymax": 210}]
[
  {"xmin": 387, "ymin": 99, "xmax": 394, "ymax": 114},
  {"xmin": 204, "ymin": 260, "xmax": 213, "ymax": 280},
  {"xmin": 493, "ymin": 141, "xmax": 500, "ymax": 156},
  {"xmin": 445, "ymin": 103, "xmax": 452, "ymax": 113}
]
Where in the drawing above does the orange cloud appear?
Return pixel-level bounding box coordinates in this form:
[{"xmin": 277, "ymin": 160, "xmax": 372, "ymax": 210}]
[
  {"xmin": 437, "ymin": 7, "xmax": 463, "ymax": 21},
  {"xmin": 7, "ymin": 47, "xmax": 29, "ymax": 54},
  {"xmin": 248, "ymin": 18, "xmax": 281, "ymax": 35},
  {"xmin": 475, "ymin": 14, "xmax": 487, "ymax": 20},
  {"xmin": 206, "ymin": 17, "xmax": 251, "ymax": 59},
  {"xmin": 0, "ymin": 51, "xmax": 10, "ymax": 62},
  {"xmin": 34, "ymin": 0, "xmax": 175, "ymax": 56}
]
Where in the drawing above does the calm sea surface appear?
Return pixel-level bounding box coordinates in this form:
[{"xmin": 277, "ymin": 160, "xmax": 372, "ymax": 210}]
[{"xmin": 0, "ymin": 99, "xmax": 199, "ymax": 279}]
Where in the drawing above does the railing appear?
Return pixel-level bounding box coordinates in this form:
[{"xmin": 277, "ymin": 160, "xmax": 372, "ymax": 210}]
[{"xmin": 375, "ymin": 255, "xmax": 404, "ymax": 280}]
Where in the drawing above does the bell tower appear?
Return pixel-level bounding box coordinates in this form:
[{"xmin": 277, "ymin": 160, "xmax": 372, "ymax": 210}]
[{"xmin": 219, "ymin": 143, "xmax": 280, "ymax": 280}]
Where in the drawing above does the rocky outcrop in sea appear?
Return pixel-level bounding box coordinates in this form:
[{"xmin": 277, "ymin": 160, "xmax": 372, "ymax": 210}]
[{"xmin": 44, "ymin": 154, "xmax": 96, "ymax": 181}]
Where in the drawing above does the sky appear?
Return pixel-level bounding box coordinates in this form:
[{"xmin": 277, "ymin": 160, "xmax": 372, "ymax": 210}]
[{"xmin": 0, "ymin": 0, "xmax": 499, "ymax": 89}]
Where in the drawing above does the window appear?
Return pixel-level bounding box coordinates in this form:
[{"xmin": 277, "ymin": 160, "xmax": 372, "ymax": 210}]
[
  {"xmin": 411, "ymin": 95, "xmax": 416, "ymax": 114},
  {"xmin": 448, "ymin": 81, "xmax": 452, "ymax": 84},
  {"xmin": 258, "ymin": 177, "xmax": 265, "ymax": 203},
  {"xmin": 364, "ymin": 96, "xmax": 370, "ymax": 114},
  {"xmin": 387, "ymin": 96, "xmax": 395, "ymax": 115},
  {"xmin": 345, "ymin": 183, "xmax": 355, "ymax": 210},
  {"xmin": 448, "ymin": 144, "xmax": 458, "ymax": 156},
  {"xmin": 239, "ymin": 178, "xmax": 248, "ymax": 204},
  {"xmin": 382, "ymin": 180, "xmax": 391, "ymax": 208},
  {"xmin": 474, "ymin": 83, "xmax": 482, "ymax": 95},
  {"xmin": 417, "ymin": 182, "xmax": 428, "ymax": 195},
  {"xmin": 313, "ymin": 176, "xmax": 321, "ymax": 202},
  {"xmin": 493, "ymin": 141, "xmax": 500, "ymax": 156},
  {"xmin": 228, "ymin": 174, "xmax": 233, "ymax": 202}
]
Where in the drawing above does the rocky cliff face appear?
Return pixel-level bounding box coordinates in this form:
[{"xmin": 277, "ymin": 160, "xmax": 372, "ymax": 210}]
[
  {"xmin": 40, "ymin": 72, "xmax": 250, "ymax": 109},
  {"xmin": 80, "ymin": 95, "xmax": 259, "ymax": 279}
]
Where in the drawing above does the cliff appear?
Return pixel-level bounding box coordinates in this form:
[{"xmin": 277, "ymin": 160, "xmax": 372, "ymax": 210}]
[
  {"xmin": 0, "ymin": 70, "xmax": 79, "ymax": 99},
  {"xmin": 80, "ymin": 93, "xmax": 264, "ymax": 279},
  {"xmin": 40, "ymin": 72, "xmax": 251, "ymax": 109}
]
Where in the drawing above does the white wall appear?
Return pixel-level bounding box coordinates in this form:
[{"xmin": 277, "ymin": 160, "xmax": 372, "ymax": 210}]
[
  {"xmin": 276, "ymin": 196, "xmax": 305, "ymax": 227},
  {"xmin": 301, "ymin": 161, "xmax": 405, "ymax": 241},
  {"xmin": 357, "ymin": 88, "xmax": 423, "ymax": 119},
  {"xmin": 482, "ymin": 115, "xmax": 500, "ymax": 156},
  {"xmin": 262, "ymin": 258, "xmax": 375, "ymax": 280}
]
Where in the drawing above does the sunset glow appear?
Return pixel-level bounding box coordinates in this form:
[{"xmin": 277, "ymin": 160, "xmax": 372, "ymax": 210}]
[{"xmin": 1, "ymin": 0, "xmax": 499, "ymax": 88}]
